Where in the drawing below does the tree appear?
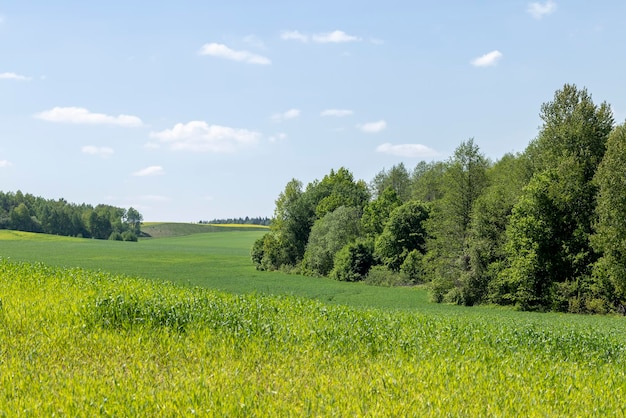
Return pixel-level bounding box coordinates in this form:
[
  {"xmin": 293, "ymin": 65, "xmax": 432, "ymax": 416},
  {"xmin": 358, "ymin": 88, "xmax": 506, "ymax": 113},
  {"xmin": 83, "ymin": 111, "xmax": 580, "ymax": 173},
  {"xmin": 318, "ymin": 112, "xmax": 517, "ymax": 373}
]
[
  {"xmin": 330, "ymin": 239, "xmax": 375, "ymax": 282},
  {"xmin": 370, "ymin": 163, "xmax": 412, "ymax": 201},
  {"xmin": 361, "ymin": 187, "xmax": 401, "ymax": 237},
  {"xmin": 124, "ymin": 207, "xmax": 143, "ymax": 234},
  {"xmin": 308, "ymin": 167, "xmax": 370, "ymax": 219},
  {"xmin": 496, "ymin": 84, "xmax": 614, "ymax": 311},
  {"xmin": 463, "ymin": 153, "xmax": 533, "ymax": 305},
  {"xmin": 270, "ymin": 179, "xmax": 315, "ymax": 267},
  {"xmin": 426, "ymin": 139, "xmax": 490, "ymax": 303},
  {"xmin": 375, "ymin": 200, "xmax": 430, "ymax": 271},
  {"xmin": 592, "ymin": 123, "xmax": 626, "ymax": 306},
  {"xmin": 411, "ymin": 161, "xmax": 447, "ymax": 203},
  {"xmin": 302, "ymin": 206, "xmax": 362, "ymax": 276}
]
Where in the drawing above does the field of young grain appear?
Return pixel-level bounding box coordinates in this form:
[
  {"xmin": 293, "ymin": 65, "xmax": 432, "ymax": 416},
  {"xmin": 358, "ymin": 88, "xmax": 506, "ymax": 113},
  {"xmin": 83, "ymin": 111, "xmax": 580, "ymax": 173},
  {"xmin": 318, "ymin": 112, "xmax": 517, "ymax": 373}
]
[{"xmin": 1, "ymin": 258, "xmax": 625, "ymax": 415}]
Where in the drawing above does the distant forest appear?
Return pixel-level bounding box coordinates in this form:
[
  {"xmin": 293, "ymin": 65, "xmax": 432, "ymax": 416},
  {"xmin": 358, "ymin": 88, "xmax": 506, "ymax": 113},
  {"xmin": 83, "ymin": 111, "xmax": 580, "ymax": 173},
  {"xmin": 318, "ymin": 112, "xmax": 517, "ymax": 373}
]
[
  {"xmin": 252, "ymin": 84, "xmax": 626, "ymax": 314},
  {"xmin": 0, "ymin": 191, "xmax": 143, "ymax": 241},
  {"xmin": 201, "ymin": 217, "xmax": 271, "ymax": 226}
]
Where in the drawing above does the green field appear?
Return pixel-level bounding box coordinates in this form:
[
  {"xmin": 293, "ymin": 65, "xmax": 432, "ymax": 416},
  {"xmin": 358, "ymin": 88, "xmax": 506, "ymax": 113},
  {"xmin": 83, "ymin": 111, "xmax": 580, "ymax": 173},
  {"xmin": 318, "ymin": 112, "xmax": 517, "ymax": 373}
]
[
  {"xmin": 0, "ymin": 226, "xmax": 625, "ymax": 415},
  {"xmin": 0, "ymin": 228, "xmax": 439, "ymax": 311}
]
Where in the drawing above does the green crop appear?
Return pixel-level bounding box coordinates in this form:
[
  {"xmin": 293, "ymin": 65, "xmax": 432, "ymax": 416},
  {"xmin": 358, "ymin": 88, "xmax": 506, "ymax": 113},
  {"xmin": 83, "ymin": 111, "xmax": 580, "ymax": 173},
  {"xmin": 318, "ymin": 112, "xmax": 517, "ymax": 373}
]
[{"xmin": 1, "ymin": 258, "xmax": 624, "ymax": 416}]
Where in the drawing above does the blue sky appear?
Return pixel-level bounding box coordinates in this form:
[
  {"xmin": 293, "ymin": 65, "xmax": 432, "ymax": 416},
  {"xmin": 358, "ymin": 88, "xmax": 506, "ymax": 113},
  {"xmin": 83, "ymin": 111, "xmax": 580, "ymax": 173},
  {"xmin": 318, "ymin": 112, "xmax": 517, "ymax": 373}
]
[{"xmin": 1, "ymin": 1, "xmax": 625, "ymax": 221}]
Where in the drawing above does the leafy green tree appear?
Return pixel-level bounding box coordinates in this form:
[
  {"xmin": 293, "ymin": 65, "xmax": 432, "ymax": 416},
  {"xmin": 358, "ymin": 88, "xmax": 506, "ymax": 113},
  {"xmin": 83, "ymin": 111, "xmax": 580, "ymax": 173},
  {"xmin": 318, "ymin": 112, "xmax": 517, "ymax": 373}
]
[
  {"xmin": 270, "ymin": 179, "xmax": 315, "ymax": 267},
  {"xmin": 10, "ymin": 202, "xmax": 41, "ymax": 232},
  {"xmin": 426, "ymin": 139, "xmax": 490, "ymax": 303},
  {"xmin": 302, "ymin": 206, "xmax": 362, "ymax": 276},
  {"xmin": 497, "ymin": 84, "xmax": 614, "ymax": 311},
  {"xmin": 375, "ymin": 200, "xmax": 430, "ymax": 271},
  {"xmin": 124, "ymin": 207, "xmax": 143, "ymax": 234},
  {"xmin": 592, "ymin": 123, "xmax": 626, "ymax": 305},
  {"xmin": 307, "ymin": 167, "xmax": 370, "ymax": 219},
  {"xmin": 411, "ymin": 161, "xmax": 447, "ymax": 202},
  {"xmin": 330, "ymin": 238, "xmax": 375, "ymax": 282},
  {"xmin": 463, "ymin": 153, "xmax": 533, "ymax": 305},
  {"xmin": 361, "ymin": 187, "xmax": 401, "ymax": 237},
  {"xmin": 370, "ymin": 163, "xmax": 412, "ymax": 201}
]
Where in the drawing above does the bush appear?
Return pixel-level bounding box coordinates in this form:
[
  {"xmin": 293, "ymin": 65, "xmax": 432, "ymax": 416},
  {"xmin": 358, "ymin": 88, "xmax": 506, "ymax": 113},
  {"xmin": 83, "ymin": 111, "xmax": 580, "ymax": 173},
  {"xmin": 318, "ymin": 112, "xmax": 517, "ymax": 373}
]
[
  {"xmin": 330, "ymin": 239, "xmax": 375, "ymax": 282},
  {"xmin": 108, "ymin": 231, "xmax": 123, "ymax": 241},
  {"xmin": 400, "ymin": 249, "xmax": 426, "ymax": 284},
  {"xmin": 364, "ymin": 265, "xmax": 413, "ymax": 287}
]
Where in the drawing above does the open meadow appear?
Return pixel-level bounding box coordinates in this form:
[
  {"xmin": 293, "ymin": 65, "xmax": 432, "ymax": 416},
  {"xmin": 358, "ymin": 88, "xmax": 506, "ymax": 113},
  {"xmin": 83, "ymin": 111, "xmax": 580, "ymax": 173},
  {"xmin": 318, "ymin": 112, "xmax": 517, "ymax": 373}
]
[{"xmin": 0, "ymin": 226, "xmax": 625, "ymax": 415}]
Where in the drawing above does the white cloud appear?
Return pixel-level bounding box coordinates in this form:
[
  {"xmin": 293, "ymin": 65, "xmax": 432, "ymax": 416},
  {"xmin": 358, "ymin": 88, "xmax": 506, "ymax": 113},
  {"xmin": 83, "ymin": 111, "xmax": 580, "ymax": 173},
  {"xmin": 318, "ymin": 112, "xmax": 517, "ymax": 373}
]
[
  {"xmin": 133, "ymin": 166, "xmax": 164, "ymax": 177},
  {"xmin": 0, "ymin": 160, "xmax": 12, "ymax": 168},
  {"xmin": 527, "ymin": 1, "xmax": 557, "ymax": 19},
  {"xmin": 149, "ymin": 121, "xmax": 261, "ymax": 153},
  {"xmin": 312, "ymin": 30, "xmax": 360, "ymax": 43},
  {"xmin": 34, "ymin": 107, "xmax": 143, "ymax": 127},
  {"xmin": 268, "ymin": 132, "xmax": 288, "ymax": 143},
  {"xmin": 358, "ymin": 120, "xmax": 387, "ymax": 133},
  {"xmin": 471, "ymin": 50, "xmax": 503, "ymax": 67},
  {"xmin": 81, "ymin": 145, "xmax": 114, "ymax": 158},
  {"xmin": 0, "ymin": 72, "xmax": 32, "ymax": 81},
  {"xmin": 281, "ymin": 30, "xmax": 309, "ymax": 42},
  {"xmin": 321, "ymin": 109, "xmax": 354, "ymax": 117},
  {"xmin": 198, "ymin": 43, "xmax": 271, "ymax": 65},
  {"xmin": 272, "ymin": 108, "xmax": 300, "ymax": 122},
  {"xmin": 281, "ymin": 30, "xmax": 360, "ymax": 43},
  {"xmin": 376, "ymin": 143, "xmax": 440, "ymax": 158}
]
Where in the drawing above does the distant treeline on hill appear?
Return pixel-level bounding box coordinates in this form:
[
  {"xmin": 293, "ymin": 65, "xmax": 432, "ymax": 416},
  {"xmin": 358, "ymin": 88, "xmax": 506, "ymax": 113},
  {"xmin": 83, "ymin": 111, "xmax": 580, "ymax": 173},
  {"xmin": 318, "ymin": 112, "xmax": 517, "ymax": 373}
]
[
  {"xmin": 200, "ymin": 217, "xmax": 271, "ymax": 226},
  {"xmin": 0, "ymin": 190, "xmax": 144, "ymax": 241}
]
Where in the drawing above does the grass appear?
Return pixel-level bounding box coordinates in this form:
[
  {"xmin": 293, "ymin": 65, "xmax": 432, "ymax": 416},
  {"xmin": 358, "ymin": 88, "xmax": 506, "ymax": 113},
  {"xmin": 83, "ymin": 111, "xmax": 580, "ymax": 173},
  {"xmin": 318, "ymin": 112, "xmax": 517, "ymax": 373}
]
[
  {"xmin": 0, "ymin": 229, "xmax": 437, "ymax": 312},
  {"xmin": 0, "ymin": 259, "xmax": 624, "ymax": 415},
  {"xmin": 141, "ymin": 222, "xmax": 268, "ymax": 238}
]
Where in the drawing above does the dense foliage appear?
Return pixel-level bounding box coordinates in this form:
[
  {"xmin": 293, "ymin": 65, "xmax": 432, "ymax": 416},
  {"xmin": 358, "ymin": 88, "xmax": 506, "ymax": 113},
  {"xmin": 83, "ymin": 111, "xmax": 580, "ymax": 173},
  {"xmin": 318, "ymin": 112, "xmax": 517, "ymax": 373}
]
[
  {"xmin": 253, "ymin": 84, "xmax": 626, "ymax": 314},
  {"xmin": 0, "ymin": 191, "xmax": 143, "ymax": 241}
]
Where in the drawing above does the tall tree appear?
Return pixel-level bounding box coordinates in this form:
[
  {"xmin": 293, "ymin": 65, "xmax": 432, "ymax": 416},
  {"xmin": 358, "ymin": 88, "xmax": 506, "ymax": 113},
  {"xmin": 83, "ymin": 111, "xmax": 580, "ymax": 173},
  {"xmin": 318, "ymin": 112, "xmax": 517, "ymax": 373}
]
[
  {"xmin": 361, "ymin": 187, "xmax": 401, "ymax": 237},
  {"xmin": 592, "ymin": 123, "xmax": 626, "ymax": 306},
  {"xmin": 302, "ymin": 206, "xmax": 362, "ymax": 276},
  {"xmin": 427, "ymin": 139, "xmax": 490, "ymax": 303},
  {"xmin": 464, "ymin": 153, "xmax": 533, "ymax": 305},
  {"xmin": 497, "ymin": 84, "xmax": 614, "ymax": 311},
  {"xmin": 375, "ymin": 200, "xmax": 430, "ymax": 272},
  {"xmin": 370, "ymin": 163, "xmax": 412, "ymax": 202}
]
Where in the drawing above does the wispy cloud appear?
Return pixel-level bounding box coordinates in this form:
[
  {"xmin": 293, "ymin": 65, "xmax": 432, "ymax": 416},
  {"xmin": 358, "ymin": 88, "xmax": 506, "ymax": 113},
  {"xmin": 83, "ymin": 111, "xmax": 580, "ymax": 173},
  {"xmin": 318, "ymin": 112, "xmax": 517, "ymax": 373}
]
[
  {"xmin": 149, "ymin": 121, "xmax": 261, "ymax": 153},
  {"xmin": 133, "ymin": 166, "xmax": 164, "ymax": 177},
  {"xmin": 81, "ymin": 145, "xmax": 114, "ymax": 158},
  {"xmin": 0, "ymin": 160, "xmax": 12, "ymax": 168},
  {"xmin": 280, "ymin": 30, "xmax": 308, "ymax": 42},
  {"xmin": 242, "ymin": 34, "xmax": 266, "ymax": 49},
  {"xmin": 321, "ymin": 109, "xmax": 354, "ymax": 117},
  {"xmin": 268, "ymin": 132, "xmax": 288, "ymax": 143},
  {"xmin": 376, "ymin": 143, "xmax": 440, "ymax": 158},
  {"xmin": 358, "ymin": 120, "xmax": 387, "ymax": 133},
  {"xmin": 198, "ymin": 43, "xmax": 271, "ymax": 65},
  {"xmin": 527, "ymin": 1, "xmax": 557, "ymax": 19},
  {"xmin": 0, "ymin": 72, "xmax": 32, "ymax": 81},
  {"xmin": 313, "ymin": 30, "xmax": 360, "ymax": 43},
  {"xmin": 35, "ymin": 107, "xmax": 143, "ymax": 127},
  {"xmin": 281, "ymin": 30, "xmax": 361, "ymax": 43},
  {"xmin": 471, "ymin": 50, "xmax": 503, "ymax": 67},
  {"xmin": 271, "ymin": 109, "xmax": 300, "ymax": 122}
]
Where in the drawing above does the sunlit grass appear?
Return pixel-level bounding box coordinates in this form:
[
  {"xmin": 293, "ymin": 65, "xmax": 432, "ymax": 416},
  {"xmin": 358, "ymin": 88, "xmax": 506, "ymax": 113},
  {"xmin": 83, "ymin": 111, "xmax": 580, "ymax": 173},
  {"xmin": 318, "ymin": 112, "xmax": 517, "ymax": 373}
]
[{"xmin": 0, "ymin": 259, "xmax": 624, "ymax": 415}]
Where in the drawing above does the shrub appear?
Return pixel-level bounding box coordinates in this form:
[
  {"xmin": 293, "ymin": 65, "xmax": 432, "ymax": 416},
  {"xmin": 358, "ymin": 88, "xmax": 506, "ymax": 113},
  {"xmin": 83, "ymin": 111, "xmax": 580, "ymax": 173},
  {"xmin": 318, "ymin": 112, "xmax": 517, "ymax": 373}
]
[{"xmin": 330, "ymin": 239, "xmax": 375, "ymax": 282}]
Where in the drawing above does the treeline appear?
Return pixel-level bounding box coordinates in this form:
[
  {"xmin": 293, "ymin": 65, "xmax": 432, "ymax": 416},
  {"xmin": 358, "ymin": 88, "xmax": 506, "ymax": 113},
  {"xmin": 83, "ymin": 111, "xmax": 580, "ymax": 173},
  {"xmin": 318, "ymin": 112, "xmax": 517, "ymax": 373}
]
[
  {"xmin": 200, "ymin": 217, "xmax": 271, "ymax": 226},
  {"xmin": 0, "ymin": 190, "xmax": 143, "ymax": 241},
  {"xmin": 252, "ymin": 84, "xmax": 626, "ymax": 314}
]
